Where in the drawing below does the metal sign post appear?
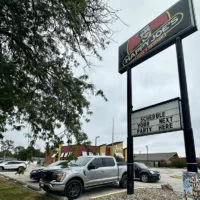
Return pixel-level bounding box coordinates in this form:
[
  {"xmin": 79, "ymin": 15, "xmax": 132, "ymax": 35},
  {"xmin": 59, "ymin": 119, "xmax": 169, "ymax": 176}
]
[
  {"xmin": 119, "ymin": 0, "xmax": 198, "ymax": 195},
  {"xmin": 176, "ymin": 37, "xmax": 197, "ymax": 172},
  {"xmin": 127, "ymin": 67, "xmax": 134, "ymax": 194}
]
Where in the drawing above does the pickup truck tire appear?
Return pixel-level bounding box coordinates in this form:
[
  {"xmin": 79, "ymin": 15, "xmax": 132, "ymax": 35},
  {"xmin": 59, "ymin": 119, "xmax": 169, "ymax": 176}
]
[
  {"xmin": 140, "ymin": 173, "xmax": 149, "ymax": 182},
  {"xmin": 0, "ymin": 167, "xmax": 3, "ymax": 171},
  {"xmin": 65, "ymin": 179, "xmax": 82, "ymax": 199},
  {"xmin": 120, "ymin": 174, "xmax": 127, "ymax": 188}
]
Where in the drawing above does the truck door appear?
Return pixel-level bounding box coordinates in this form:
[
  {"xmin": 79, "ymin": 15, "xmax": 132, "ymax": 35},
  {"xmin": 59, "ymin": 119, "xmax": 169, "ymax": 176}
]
[
  {"xmin": 101, "ymin": 157, "xmax": 118, "ymax": 183},
  {"xmin": 86, "ymin": 158, "xmax": 103, "ymax": 187}
]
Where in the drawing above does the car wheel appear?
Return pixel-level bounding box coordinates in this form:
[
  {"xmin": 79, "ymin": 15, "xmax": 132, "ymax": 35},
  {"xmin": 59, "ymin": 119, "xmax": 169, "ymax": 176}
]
[
  {"xmin": 43, "ymin": 186, "xmax": 50, "ymax": 192},
  {"xmin": 18, "ymin": 166, "xmax": 25, "ymax": 173},
  {"xmin": 0, "ymin": 167, "xmax": 4, "ymax": 171},
  {"xmin": 120, "ymin": 174, "xmax": 127, "ymax": 188},
  {"xmin": 65, "ymin": 179, "xmax": 82, "ymax": 199},
  {"xmin": 141, "ymin": 173, "xmax": 149, "ymax": 182}
]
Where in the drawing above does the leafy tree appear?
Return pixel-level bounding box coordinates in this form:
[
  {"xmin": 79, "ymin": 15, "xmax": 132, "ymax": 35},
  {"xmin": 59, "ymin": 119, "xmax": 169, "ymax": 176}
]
[
  {"xmin": 114, "ymin": 153, "xmax": 125, "ymax": 162},
  {"xmin": 13, "ymin": 145, "xmax": 45, "ymax": 160},
  {"xmin": 0, "ymin": 139, "xmax": 14, "ymax": 160},
  {"xmin": 14, "ymin": 146, "xmax": 25, "ymax": 159},
  {"xmin": 0, "ymin": 0, "xmax": 118, "ymax": 147},
  {"xmin": 14, "ymin": 146, "xmax": 25, "ymax": 155}
]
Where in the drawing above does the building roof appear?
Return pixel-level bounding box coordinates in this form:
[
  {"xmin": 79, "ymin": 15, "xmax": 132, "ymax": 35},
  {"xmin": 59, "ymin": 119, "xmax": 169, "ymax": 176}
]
[
  {"xmin": 99, "ymin": 144, "xmax": 107, "ymax": 147},
  {"xmin": 134, "ymin": 152, "xmax": 178, "ymax": 161},
  {"xmin": 107, "ymin": 141, "xmax": 123, "ymax": 146}
]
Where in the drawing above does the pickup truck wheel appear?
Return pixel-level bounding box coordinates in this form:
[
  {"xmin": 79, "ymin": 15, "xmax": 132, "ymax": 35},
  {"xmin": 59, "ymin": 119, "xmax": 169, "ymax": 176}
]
[
  {"xmin": 0, "ymin": 167, "xmax": 3, "ymax": 171},
  {"xmin": 120, "ymin": 174, "xmax": 127, "ymax": 188},
  {"xmin": 141, "ymin": 173, "xmax": 149, "ymax": 182},
  {"xmin": 65, "ymin": 179, "xmax": 82, "ymax": 199}
]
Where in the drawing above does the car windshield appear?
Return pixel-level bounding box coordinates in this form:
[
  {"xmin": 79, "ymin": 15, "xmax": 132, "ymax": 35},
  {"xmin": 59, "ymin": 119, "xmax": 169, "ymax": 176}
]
[
  {"xmin": 69, "ymin": 157, "xmax": 93, "ymax": 167},
  {"xmin": 136, "ymin": 162, "xmax": 149, "ymax": 169}
]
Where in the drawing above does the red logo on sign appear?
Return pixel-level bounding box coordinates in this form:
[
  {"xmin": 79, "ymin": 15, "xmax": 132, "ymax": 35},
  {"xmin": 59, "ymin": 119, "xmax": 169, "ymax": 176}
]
[{"xmin": 128, "ymin": 13, "xmax": 169, "ymax": 54}]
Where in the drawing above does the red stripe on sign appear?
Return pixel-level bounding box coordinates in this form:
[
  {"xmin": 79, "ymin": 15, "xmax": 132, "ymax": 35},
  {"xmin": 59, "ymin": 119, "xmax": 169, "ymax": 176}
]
[
  {"xmin": 128, "ymin": 35, "xmax": 141, "ymax": 54},
  {"xmin": 150, "ymin": 13, "xmax": 169, "ymax": 31}
]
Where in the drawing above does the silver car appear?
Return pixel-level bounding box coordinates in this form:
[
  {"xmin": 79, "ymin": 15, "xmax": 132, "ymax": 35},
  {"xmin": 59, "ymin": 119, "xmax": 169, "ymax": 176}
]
[{"xmin": 0, "ymin": 160, "xmax": 26, "ymax": 171}]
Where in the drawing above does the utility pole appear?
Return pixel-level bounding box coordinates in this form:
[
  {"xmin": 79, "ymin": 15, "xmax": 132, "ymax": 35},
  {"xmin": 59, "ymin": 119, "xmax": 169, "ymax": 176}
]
[
  {"xmin": 112, "ymin": 117, "xmax": 114, "ymax": 145},
  {"xmin": 95, "ymin": 136, "xmax": 100, "ymax": 146}
]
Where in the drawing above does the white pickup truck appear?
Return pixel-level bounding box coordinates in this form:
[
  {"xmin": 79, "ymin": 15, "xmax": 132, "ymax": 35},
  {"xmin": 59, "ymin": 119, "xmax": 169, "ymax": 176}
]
[{"xmin": 39, "ymin": 156, "xmax": 127, "ymax": 199}]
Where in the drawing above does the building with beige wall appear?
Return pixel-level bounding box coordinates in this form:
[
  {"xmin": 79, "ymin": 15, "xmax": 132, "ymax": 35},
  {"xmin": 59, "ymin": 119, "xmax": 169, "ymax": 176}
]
[{"xmin": 107, "ymin": 141, "xmax": 124, "ymax": 159}]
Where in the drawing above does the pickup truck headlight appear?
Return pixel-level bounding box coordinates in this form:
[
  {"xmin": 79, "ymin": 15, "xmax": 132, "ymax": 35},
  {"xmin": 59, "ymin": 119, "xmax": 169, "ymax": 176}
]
[
  {"xmin": 55, "ymin": 172, "xmax": 67, "ymax": 182},
  {"xmin": 150, "ymin": 170, "xmax": 155, "ymax": 174}
]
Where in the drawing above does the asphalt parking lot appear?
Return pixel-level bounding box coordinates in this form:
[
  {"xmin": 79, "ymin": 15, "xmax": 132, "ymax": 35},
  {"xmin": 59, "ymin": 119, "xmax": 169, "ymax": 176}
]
[{"xmin": 0, "ymin": 164, "xmax": 184, "ymax": 200}]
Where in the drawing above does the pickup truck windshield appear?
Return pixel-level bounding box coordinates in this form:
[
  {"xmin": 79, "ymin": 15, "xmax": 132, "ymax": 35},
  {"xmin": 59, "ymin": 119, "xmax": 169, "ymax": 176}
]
[{"xmin": 70, "ymin": 157, "xmax": 93, "ymax": 167}]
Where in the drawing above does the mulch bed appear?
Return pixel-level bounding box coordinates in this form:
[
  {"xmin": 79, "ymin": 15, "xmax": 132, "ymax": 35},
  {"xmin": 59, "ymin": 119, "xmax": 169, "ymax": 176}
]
[{"xmin": 93, "ymin": 188, "xmax": 182, "ymax": 200}]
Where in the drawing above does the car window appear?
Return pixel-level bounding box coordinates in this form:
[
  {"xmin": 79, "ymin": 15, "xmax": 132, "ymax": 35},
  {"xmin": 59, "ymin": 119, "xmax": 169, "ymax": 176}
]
[
  {"xmin": 48, "ymin": 160, "xmax": 64, "ymax": 167},
  {"xmin": 58, "ymin": 161, "xmax": 65, "ymax": 165},
  {"xmin": 136, "ymin": 162, "xmax": 149, "ymax": 169},
  {"xmin": 90, "ymin": 158, "xmax": 103, "ymax": 168},
  {"xmin": 102, "ymin": 158, "xmax": 115, "ymax": 167},
  {"xmin": 70, "ymin": 157, "xmax": 93, "ymax": 166},
  {"xmin": 6, "ymin": 162, "xmax": 14, "ymax": 165}
]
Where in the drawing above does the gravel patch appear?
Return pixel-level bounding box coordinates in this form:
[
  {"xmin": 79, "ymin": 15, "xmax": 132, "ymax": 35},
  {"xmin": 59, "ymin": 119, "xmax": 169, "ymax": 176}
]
[{"xmin": 93, "ymin": 188, "xmax": 182, "ymax": 200}]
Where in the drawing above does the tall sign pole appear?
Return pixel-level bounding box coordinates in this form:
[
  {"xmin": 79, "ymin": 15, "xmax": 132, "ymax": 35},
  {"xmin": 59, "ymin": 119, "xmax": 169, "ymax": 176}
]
[
  {"xmin": 119, "ymin": 0, "xmax": 198, "ymax": 195},
  {"xmin": 127, "ymin": 67, "xmax": 134, "ymax": 194},
  {"xmin": 176, "ymin": 37, "xmax": 197, "ymax": 172}
]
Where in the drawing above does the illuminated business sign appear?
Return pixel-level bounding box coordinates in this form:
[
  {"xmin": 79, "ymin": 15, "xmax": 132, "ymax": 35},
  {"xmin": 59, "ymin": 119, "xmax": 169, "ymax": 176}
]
[
  {"xmin": 131, "ymin": 98, "xmax": 183, "ymax": 137},
  {"xmin": 118, "ymin": 0, "xmax": 197, "ymax": 74}
]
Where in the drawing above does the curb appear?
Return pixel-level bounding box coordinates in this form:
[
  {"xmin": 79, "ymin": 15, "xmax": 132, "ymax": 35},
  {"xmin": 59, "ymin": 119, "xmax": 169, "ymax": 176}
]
[
  {"xmin": 15, "ymin": 180, "xmax": 27, "ymax": 186},
  {"xmin": 0, "ymin": 174, "xmax": 40, "ymax": 191},
  {"xmin": 27, "ymin": 184, "xmax": 42, "ymax": 191},
  {"xmin": 89, "ymin": 189, "xmax": 126, "ymax": 199},
  {"xmin": 43, "ymin": 192, "xmax": 68, "ymax": 200},
  {"xmin": 0, "ymin": 174, "xmax": 68, "ymax": 200},
  {"xmin": 89, "ymin": 187, "xmax": 150, "ymax": 199}
]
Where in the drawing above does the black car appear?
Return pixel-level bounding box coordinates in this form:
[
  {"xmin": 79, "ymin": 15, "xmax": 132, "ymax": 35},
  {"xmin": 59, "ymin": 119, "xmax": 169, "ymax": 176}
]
[
  {"xmin": 134, "ymin": 162, "xmax": 160, "ymax": 182},
  {"xmin": 30, "ymin": 160, "xmax": 68, "ymax": 181}
]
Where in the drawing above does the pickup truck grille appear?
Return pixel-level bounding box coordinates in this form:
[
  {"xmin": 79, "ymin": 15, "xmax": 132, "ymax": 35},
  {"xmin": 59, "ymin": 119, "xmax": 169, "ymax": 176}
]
[{"xmin": 41, "ymin": 171, "xmax": 55, "ymax": 182}]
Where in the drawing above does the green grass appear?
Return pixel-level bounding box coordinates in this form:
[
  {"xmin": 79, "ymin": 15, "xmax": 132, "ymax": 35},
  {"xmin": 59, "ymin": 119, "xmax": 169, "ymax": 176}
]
[{"xmin": 0, "ymin": 176, "xmax": 57, "ymax": 200}]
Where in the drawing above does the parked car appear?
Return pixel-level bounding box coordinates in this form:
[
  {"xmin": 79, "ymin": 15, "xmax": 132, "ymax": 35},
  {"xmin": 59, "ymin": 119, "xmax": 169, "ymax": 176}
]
[
  {"xmin": 117, "ymin": 161, "xmax": 160, "ymax": 182},
  {"xmin": 39, "ymin": 156, "xmax": 127, "ymax": 199},
  {"xmin": 134, "ymin": 162, "xmax": 160, "ymax": 182},
  {"xmin": 0, "ymin": 160, "xmax": 26, "ymax": 171},
  {"xmin": 30, "ymin": 160, "xmax": 69, "ymax": 181}
]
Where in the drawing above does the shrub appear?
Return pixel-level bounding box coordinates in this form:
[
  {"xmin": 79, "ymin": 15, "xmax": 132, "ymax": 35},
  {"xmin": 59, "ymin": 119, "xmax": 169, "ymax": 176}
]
[
  {"xmin": 114, "ymin": 154, "xmax": 125, "ymax": 162},
  {"xmin": 171, "ymin": 158, "xmax": 186, "ymax": 168}
]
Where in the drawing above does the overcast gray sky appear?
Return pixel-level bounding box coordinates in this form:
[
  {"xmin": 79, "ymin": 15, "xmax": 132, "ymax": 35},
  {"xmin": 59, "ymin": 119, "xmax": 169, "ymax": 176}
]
[{"xmin": 4, "ymin": 0, "xmax": 200, "ymax": 157}]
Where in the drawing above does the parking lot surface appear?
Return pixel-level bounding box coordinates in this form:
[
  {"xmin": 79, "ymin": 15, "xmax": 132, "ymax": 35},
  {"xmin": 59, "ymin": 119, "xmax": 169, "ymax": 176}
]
[{"xmin": 0, "ymin": 164, "xmax": 184, "ymax": 200}]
